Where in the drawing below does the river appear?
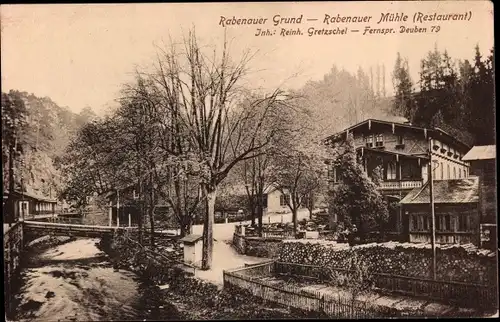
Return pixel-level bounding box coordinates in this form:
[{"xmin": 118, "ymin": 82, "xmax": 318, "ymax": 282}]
[{"xmin": 11, "ymin": 237, "xmax": 181, "ymax": 321}]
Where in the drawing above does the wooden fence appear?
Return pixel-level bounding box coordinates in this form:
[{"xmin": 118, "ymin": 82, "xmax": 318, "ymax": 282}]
[
  {"xmin": 223, "ymin": 262, "xmax": 386, "ymax": 318},
  {"xmin": 274, "ymin": 261, "xmax": 498, "ymax": 310}
]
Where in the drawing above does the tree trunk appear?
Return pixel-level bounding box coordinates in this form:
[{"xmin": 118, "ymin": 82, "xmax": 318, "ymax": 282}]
[
  {"xmin": 201, "ymin": 184, "xmax": 216, "ymax": 270},
  {"xmin": 180, "ymin": 222, "xmax": 187, "ymax": 238},
  {"xmin": 292, "ymin": 208, "xmax": 298, "ymax": 235},
  {"xmin": 250, "ymin": 204, "xmax": 256, "ymax": 227},
  {"xmin": 138, "ymin": 180, "xmax": 144, "ymax": 244},
  {"xmin": 257, "ymin": 195, "xmax": 263, "ymax": 237},
  {"xmin": 149, "ymin": 205, "xmax": 155, "ymax": 248},
  {"xmin": 149, "ymin": 172, "xmax": 155, "ymax": 248}
]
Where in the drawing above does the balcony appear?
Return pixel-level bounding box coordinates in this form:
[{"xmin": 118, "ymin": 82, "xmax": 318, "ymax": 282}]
[{"xmin": 379, "ymin": 180, "xmax": 423, "ymax": 190}]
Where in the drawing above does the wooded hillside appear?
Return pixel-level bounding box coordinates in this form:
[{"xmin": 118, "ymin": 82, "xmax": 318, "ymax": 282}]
[{"xmin": 2, "ymin": 90, "xmax": 96, "ymax": 200}]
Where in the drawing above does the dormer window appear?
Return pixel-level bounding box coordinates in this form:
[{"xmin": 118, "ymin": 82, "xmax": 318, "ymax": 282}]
[
  {"xmin": 375, "ymin": 134, "xmax": 384, "ymax": 147},
  {"xmin": 432, "ymin": 139, "xmax": 440, "ymax": 150},
  {"xmin": 440, "ymin": 143, "xmax": 447, "ymax": 154},
  {"xmin": 365, "ymin": 135, "xmax": 373, "ymax": 148},
  {"xmin": 396, "ymin": 135, "xmax": 405, "ymax": 148}
]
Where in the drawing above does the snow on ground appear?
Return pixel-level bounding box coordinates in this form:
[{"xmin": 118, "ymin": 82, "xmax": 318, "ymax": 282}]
[
  {"xmin": 192, "ymin": 208, "xmax": 313, "ymax": 242},
  {"xmin": 190, "ymin": 209, "xmax": 313, "ymax": 286},
  {"xmin": 194, "ymin": 241, "xmax": 269, "ymax": 286}
]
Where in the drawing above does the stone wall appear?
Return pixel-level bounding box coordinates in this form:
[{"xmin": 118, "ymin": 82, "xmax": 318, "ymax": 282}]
[
  {"xmin": 233, "ymin": 233, "xmax": 246, "ymax": 254},
  {"xmin": 277, "ymin": 240, "xmax": 498, "ymax": 284},
  {"xmin": 232, "ymin": 233, "xmax": 282, "ymax": 258}
]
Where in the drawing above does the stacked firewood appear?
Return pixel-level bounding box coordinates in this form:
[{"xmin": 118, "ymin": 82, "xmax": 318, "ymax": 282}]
[{"xmin": 277, "ymin": 240, "xmax": 497, "ymax": 284}]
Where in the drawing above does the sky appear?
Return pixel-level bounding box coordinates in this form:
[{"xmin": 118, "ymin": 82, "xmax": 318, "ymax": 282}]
[{"xmin": 1, "ymin": 1, "xmax": 494, "ymax": 115}]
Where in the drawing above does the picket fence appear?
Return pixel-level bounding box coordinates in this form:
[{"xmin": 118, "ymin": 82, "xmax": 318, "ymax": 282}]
[
  {"xmin": 273, "ymin": 261, "xmax": 498, "ymax": 310},
  {"xmin": 223, "ymin": 262, "xmax": 389, "ymax": 318}
]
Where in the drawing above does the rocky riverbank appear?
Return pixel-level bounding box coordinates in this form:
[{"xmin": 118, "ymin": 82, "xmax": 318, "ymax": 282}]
[{"xmin": 11, "ymin": 237, "xmax": 184, "ymax": 321}]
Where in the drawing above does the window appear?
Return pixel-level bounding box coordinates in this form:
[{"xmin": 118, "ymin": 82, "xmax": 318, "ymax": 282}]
[
  {"xmin": 375, "ymin": 134, "xmax": 384, "ymax": 147},
  {"xmin": 365, "ymin": 135, "xmax": 373, "ymax": 148},
  {"xmin": 280, "ymin": 194, "xmax": 290, "ymax": 207},
  {"xmin": 396, "ymin": 135, "xmax": 404, "ymax": 145},
  {"xmin": 329, "ymin": 166, "xmax": 342, "ymax": 183},
  {"xmin": 447, "ymin": 165, "xmax": 450, "ymax": 179},
  {"xmin": 459, "ymin": 168, "xmax": 462, "ymax": 178},
  {"xmin": 423, "ymin": 216, "xmax": 430, "ymax": 231},
  {"xmin": 440, "ymin": 162, "xmax": 444, "ymax": 179},
  {"xmin": 453, "ymin": 167, "xmax": 456, "ymax": 179},
  {"xmin": 410, "ymin": 215, "xmax": 417, "ymax": 231},
  {"xmin": 386, "ymin": 162, "xmax": 397, "ymax": 180},
  {"xmin": 444, "ymin": 215, "xmax": 451, "ymax": 231},
  {"xmin": 457, "ymin": 215, "xmax": 471, "ymax": 232},
  {"xmin": 437, "ymin": 214, "xmax": 452, "ymax": 232},
  {"xmin": 410, "ymin": 214, "xmax": 430, "ymax": 232}
]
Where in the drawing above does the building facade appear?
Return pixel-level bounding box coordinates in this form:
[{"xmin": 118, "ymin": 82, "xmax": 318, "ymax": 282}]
[
  {"xmin": 462, "ymin": 145, "xmax": 497, "ymax": 249},
  {"xmin": 4, "ymin": 190, "xmax": 57, "ymax": 221},
  {"xmin": 400, "ymin": 176, "xmax": 480, "ymax": 245},
  {"xmin": 327, "ymin": 119, "xmax": 471, "ymax": 235}
]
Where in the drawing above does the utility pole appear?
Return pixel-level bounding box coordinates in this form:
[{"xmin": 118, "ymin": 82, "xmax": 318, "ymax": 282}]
[{"xmin": 428, "ymin": 139, "xmax": 437, "ymax": 280}]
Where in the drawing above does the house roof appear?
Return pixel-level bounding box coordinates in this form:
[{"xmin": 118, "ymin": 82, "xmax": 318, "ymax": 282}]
[
  {"xmin": 327, "ymin": 118, "xmax": 471, "ymax": 152},
  {"xmin": 462, "ymin": 145, "xmax": 496, "ymax": 161},
  {"xmin": 400, "ymin": 176, "xmax": 479, "ymax": 205},
  {"xmin": 180, "ymin": 234, "xmax": 203, "ymax": 244},
  {"xmin": 5, "ymin": 189, "xmax": 57, "ymax": 203}
]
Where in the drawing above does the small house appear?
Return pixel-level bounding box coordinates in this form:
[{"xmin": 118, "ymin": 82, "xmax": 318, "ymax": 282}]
[
  {"xmin": 4, "ymin": 189, "xmax": 57, "ymax": 222},
  {"xmin": 180, "ymin": 234, "xmax": 203, "ymax": 267},
  {"xmin": 400, "ymin": 176, "xmax": 480, "ymax": 245},
  {"xmin": 462, "ymin": 145, "xmax": 497, "ymax": 249}
]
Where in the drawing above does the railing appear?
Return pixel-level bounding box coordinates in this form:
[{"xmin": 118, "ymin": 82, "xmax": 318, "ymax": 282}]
[
  {"xmin": 379, "ymin": 180, "xmax": 423, "ymax": 190},
  {"xmin": 262, "ymin": 229, "xmax": 295, "ymax": 238},
  {"xmin": 4, "ymin": 222, "xmax": 24, "ymax": 318},
  {"xmin": 373, "ymin": 273, "xmax": 497, "ymax": 309},
  {"xmin": 23, "ymin": 221, "xmax": 137, "ymax": 236},
  {"xmin": 46, "ymin": 216, "xmax": 84, "ymax": 225},
  {"xmin": 223, "ymin": 263, "xmax": 385, "ymax": 318},
  {"xmin": 228, "ymin": 261, "xmax": 276, "ymax": 278},
  {"xmin": 242, "ymin": 227, "xmax": 295, "ymax": 239},
  {"xmin": 274, "ymin": 262, "xmax": 498, "ymax": 310}
]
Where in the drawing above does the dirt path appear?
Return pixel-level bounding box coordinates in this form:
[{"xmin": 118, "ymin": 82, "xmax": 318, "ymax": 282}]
[{"xmin": 195, "ymin": 241, "xmax": 269, "ymax": 286}]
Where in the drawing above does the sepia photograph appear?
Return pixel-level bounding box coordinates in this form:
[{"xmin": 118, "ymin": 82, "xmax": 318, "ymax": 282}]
[{"xmin": 1, "ymin": 1, "xmax": 497, "ymax": 320}]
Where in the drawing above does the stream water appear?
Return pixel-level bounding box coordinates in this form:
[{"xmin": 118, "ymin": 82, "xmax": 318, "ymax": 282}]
[{"xmin": 11, "ymin": 237, "xmax": 181, "ymax": 321}]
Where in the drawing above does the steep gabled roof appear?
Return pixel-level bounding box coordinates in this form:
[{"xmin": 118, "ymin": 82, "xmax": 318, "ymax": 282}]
[
  {"xmin": 326, "ymin": 118, "xmax": 470, "ymax": 152},
  {"xmin": 400, "ymin": 176, "xmax": 479, "ymax": 205},
  {"xmin": 462, "ymin": 145, "xmax": 496, "ymax": 161}
]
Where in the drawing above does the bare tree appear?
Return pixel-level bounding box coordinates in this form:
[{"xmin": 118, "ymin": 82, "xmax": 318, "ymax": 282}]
[
  {"xmin": 138, "ymin": 30, "xmax": 293, "ymax": 269},
  {"xmin": 238, "ymin": 153, "xmax": 274, "ymax": 236},
  {"xmin": 270, "ymin": 108, "xmax": 329, "ymax": 235}
]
